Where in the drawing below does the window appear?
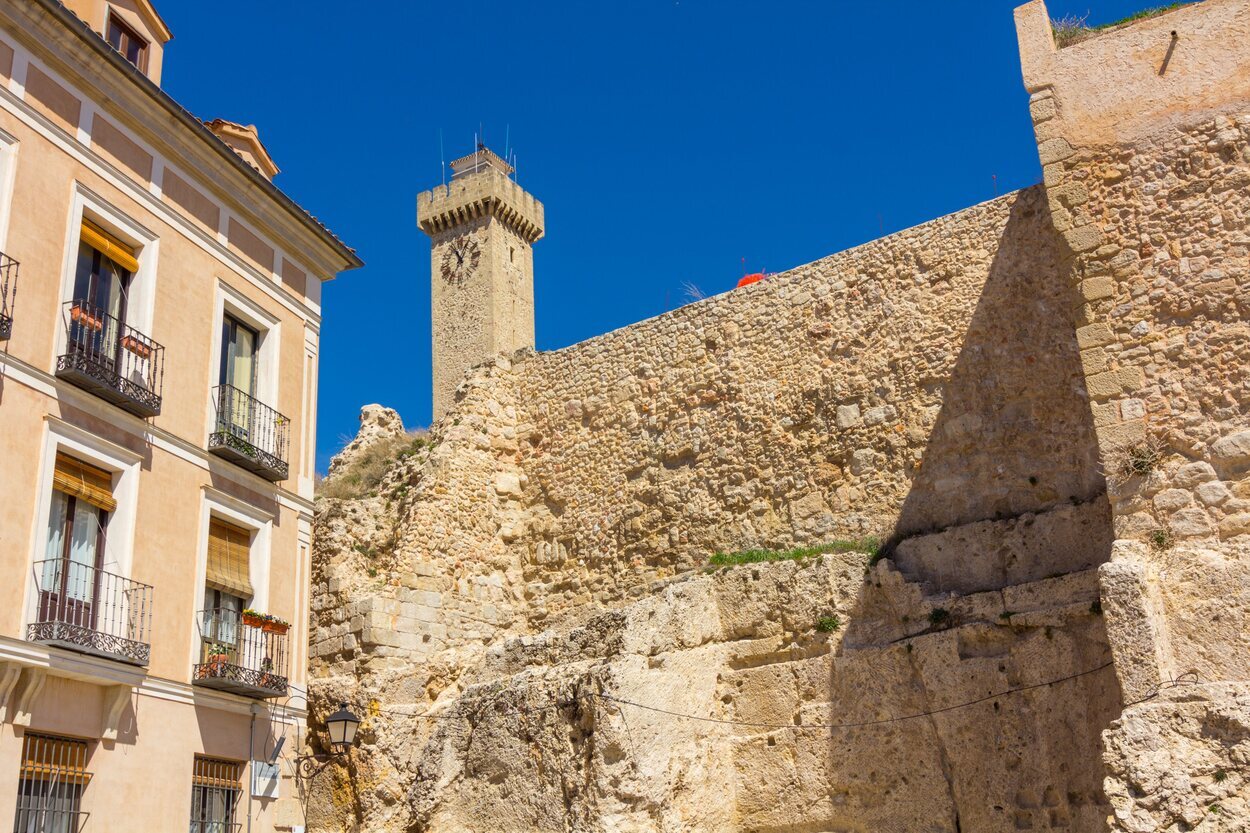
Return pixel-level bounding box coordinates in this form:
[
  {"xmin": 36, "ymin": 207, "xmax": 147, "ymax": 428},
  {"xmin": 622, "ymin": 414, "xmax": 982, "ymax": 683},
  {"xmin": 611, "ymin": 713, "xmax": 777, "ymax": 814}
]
[
  {"xmin": 202, "ymin": 518, "xmax": 253, "ymax": 650},
  {"xmin": 190, "ymin": 757, "xmax": 242, "ymax": 833},
  {"xmin": 219, "ymin": 315, "xmax": 258, "ymax": 396},
  {"xmin": 13, "ymin": 733, "xmax": 91, "ymax": 833},
  {"xmin": 69, "ymin": 220, "xmax": 136, "ymax": 371},
  {"xmin": 37, "ymin": 454, "xmax": 114, "ymax": 636},
  {"xmin": 217, "ymin": 315, "xmax": 259, "ymax": 437},
  {"xmin": 105, "ymin": 13, "xmax": 148, "ymax": 72}
]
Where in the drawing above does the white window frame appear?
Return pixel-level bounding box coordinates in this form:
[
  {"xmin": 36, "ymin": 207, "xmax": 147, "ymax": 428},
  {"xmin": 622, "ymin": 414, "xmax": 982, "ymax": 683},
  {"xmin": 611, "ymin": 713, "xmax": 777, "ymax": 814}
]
[
  {"xmin": 25, "ymin": 417, "xmax": 142, "ymax": 627},
  {"xmin": 56, "ymin": 185, "xmax": 160, "ymax": 364},
  {"xmin": 0, "ymin": 126, "xmax": 19, "ymax": 253},
  {"xmin": 207, "ymin": 279, "xmax": 281, "ymax": 440},
  {"xmin": 189, "ymin": 488, "xmax": 274, "ymax": 668}
]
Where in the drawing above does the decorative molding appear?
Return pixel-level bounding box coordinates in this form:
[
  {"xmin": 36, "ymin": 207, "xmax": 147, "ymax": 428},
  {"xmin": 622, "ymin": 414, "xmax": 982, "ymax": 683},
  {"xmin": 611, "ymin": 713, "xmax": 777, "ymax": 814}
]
[
  {"xmin": 202, "ymin": 485, "xmax": 278, "ymax": 524},
  {"xmin": 101, "ymin": 684, "xmax": 132, "ymax": 740},
  {"xmin": 0, "ymin": 637, "xmax": 308, "ymax": 720},
  {"xmin": 13, "ymin": 666, "xmax": 47, "ymax": 726},
  {"xmin": 0, "ymin": 353, "xmax": 314, "ymax": 515},
  {"xmin": 0, "ymin": 662, "xmax": 22, "ymax": 722}
]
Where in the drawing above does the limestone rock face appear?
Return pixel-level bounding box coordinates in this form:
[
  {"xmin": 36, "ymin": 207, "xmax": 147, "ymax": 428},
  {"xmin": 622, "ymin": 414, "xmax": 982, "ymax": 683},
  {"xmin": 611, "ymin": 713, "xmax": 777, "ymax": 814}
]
[
  {"xmin": 1103, "ymin": 684, "xmax": 1250, "ymax": 832},
  {"xmin": 327, "ymin": 404, "xmax": 407, "ymax": 478}
]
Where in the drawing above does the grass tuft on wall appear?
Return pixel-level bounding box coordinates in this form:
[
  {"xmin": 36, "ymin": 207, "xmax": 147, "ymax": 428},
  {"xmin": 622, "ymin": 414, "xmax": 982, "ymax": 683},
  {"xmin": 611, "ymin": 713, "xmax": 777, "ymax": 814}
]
[
  {"xmin": 709, "ymin": 537, "xmax": 880, "ymax": 567},
  {"xmin": 1052, "ymin": 3, "xmax": 1193, "ymax": 48}
]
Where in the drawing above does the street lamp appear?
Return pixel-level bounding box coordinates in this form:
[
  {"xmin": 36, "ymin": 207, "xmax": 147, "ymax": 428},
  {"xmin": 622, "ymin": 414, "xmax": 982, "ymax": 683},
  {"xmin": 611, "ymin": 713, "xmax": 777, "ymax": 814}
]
[
  {"xmin": 294, "ymin": 703, "xmax": 361, "ymax": 784},
  {"xmin": 325, "ymin": 703, "xmax": 361, "ymax": 753}
]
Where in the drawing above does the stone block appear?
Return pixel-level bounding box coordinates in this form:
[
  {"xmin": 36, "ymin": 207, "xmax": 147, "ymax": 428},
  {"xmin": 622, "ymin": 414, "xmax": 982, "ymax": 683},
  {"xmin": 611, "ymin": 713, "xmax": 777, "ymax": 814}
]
[
  {"xmin": 1080, "ymin": 276, "xmax": 1114, "ymax": 300},
  {"xmin": 1081, "ymin": 347, "xmax": 1109, "ymax": 375},
  {"xmin": 1065, "ymin": 224, "xmax": 1103, "ymax": 253},
  {"xmin": 1086, "ymin": 368, "xmax": 1143, "ymax": 400},
  {"xmin": 1195, "ymin": 480, "xmax": 1231, "ymax": 506},
  {"xmin": 1037, "ymin": 137, "xmax": 1074, "ymax": 165},
  {"xmin": 862, "ymin": 405, "xmax": 896, "ymax": 426},
  {"xmin": 834, "ymin": 404, "xmax": 861, "ymax": 429},
  {"xmin": 1218, "ymin": 512, "xmax": 1250, "ymax": 538},
  {"xmin": 1052, "ymin": 182, "xmax": 1090, "ymax": 209},
  {"xmin": 1152, "ymin": 489, "xmax": 1191, "ymax": 513},
  {"xmin": 1076, "ymin": 323, "xmax": 1114, "ymax": 349},
  {"xmin": 1029, "ymin": 96, "xmax": 1057, "ymax": 123},
  {"xmin": 1174, "ymin": 461, "xmax": 1217, "ymax": 487},
  {"xmin": 495, "ymin": 472, "xmax": 522, "ymax": 497},
  {"xmin": 1168, "ymin": 508, "xmax": 1215, "ymax": 538},
  {"xmin": 1211, "ymin": 430, "xmax": 1250, "ymax": 466}
]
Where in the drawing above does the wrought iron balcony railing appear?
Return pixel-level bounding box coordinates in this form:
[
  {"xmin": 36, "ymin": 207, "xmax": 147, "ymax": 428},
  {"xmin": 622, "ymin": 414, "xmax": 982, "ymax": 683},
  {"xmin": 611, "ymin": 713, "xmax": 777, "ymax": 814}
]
[
  {"xmin": 29, "ymin": 558, "xmax": 153, "ymax": 666},
  {"xmin": 56, "ymin": 300, "xmax": 164, "ymax": 417},
  {"xmin": 193, "ymin": 608, "xmax": 288, "ymax": 699},
  {"xmin": 0, "ymin": 251, "xmax": 16, "ymax": 340},
  {"xmin": 208, "ymin": 385, "xmax": 290, "ymax": 482},
  {"xmin": 189, "ymin": 823, "xmax": 242, "ymax": 833}
]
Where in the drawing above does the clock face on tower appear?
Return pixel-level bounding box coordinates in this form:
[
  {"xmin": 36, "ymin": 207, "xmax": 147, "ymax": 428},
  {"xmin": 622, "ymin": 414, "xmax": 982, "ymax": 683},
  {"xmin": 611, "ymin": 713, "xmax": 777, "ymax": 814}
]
[{"xmin": 440, "ymin": 237, "xmax": 481, "ymax": 285}]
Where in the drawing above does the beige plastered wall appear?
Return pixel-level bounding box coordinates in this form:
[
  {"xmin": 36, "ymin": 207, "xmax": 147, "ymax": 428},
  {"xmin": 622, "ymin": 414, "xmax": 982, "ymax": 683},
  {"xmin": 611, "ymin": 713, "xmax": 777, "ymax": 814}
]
[{"xmin": 0, "ymin": 3, "xmax": 341, "ymax": 830}]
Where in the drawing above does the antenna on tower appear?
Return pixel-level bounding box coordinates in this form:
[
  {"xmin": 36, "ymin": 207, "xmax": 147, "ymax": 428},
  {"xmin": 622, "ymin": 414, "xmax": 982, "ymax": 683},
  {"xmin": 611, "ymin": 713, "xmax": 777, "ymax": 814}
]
[
  {"xmin": 439, "ymin": 128, "xmax": 445, "ymax": 188},
  {"xmin": 504, "ymin": 124, "xmax": 510, "ymax": 166}
]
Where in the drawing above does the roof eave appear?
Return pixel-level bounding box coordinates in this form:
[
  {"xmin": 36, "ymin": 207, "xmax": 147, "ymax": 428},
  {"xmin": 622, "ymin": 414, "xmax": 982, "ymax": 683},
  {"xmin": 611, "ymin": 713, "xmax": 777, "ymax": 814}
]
[{"xmin": 32, "ymin": 0, "xmax": 363, "ymax": 273}]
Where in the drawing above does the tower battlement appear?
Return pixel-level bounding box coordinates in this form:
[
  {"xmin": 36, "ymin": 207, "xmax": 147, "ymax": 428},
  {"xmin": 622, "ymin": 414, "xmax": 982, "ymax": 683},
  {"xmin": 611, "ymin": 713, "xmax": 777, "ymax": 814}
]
[{"xmin": 418, "ymin": 166, "xmax": 544, "ymax": 243}]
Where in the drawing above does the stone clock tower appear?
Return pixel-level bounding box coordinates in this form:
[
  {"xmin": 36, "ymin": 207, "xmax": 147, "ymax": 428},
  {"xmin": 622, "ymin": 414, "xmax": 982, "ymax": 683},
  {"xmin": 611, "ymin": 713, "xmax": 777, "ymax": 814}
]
[{"xmin": 417, "ymin": 145, "xmax": 545, "ymax": 419}]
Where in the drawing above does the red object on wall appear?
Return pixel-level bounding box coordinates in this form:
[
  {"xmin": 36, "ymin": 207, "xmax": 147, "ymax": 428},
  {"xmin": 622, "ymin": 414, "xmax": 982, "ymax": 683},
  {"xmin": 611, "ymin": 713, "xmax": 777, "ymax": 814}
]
[{"xmin": 737, "ymin": 273, "xmax": 765, "ymax": 288}]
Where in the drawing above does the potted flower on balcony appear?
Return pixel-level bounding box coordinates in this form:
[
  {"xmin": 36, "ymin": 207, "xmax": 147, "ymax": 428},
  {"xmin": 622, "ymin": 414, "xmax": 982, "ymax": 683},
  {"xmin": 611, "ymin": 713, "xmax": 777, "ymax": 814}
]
[
  {"xmin": 241, "ymin": 608, "xmax": 265, "ymax": 628},
  {"xmin": 119, "ymin": 334, "xmax": 151, "ymax": 359},
  {"xmin": 259, "ymin": 655, "xmax": 275, "ymax": 688},
  {"xmin": 199, "ymin": 643, "xmax": 230, "ymax": 677},
  {"xmin": 261, "ymin": 614, "xmax": 290, "ymax": 635},
  {"xmin": 70, "ymin": 303, "xmax": 104, "ymax": 332}
]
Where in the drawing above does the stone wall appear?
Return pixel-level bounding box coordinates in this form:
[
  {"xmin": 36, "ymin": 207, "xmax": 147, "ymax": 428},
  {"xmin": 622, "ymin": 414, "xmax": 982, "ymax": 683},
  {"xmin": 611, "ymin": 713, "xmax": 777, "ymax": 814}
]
[
  {"xmin": 1016, "ymin": 0, "xmax": 1250, "ymax": 827},
  {"xmin": 306, "ymin": 3, "xmax": 1250, "ymax": 830},
  {"xmin": 308, "ymin": 186, "xmax": 1125, "ymax": 830},
  {"xmin": 511, "ymin": 185, "xmax": 1105, "ymax": 622}
]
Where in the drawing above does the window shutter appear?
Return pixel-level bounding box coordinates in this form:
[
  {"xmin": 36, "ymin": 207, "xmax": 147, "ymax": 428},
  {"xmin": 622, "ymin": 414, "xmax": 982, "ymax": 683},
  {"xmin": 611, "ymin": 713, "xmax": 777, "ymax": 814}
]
[
  {"xmin": 52, "ymin": 453, "xmax": 117, "ymax": 513},
  {"xmin": 80, "ymin": 218, "xmax": 140, "ymax": 274},
  {"xmin": 206, "ymin": 519, "xmax": 253, "ymax": 598}
]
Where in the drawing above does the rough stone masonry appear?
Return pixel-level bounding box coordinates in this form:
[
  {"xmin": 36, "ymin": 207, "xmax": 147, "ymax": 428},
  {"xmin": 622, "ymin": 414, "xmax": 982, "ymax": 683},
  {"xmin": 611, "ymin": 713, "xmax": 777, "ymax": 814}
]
[{"xmin": 308, "ymin": 1, "xmax": 1250, "ymax": 830}]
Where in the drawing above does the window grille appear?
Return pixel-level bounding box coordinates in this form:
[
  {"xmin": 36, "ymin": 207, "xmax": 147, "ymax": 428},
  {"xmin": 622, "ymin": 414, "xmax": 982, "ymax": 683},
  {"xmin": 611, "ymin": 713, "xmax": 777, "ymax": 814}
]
[
  {"xmin": 13, "ymin": 732, "xmax": 91, "ymax": 833},
  {"xmin": 189, "ymin": 756, "xmax": 242, "ymax": 833}
]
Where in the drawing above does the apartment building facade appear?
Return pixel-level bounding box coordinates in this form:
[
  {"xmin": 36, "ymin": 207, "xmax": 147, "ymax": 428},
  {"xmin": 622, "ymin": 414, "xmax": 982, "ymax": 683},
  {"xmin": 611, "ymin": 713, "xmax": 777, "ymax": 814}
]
[{"xmin": 0, "ymin": 1, "xmax": 361, "ymax": 831}]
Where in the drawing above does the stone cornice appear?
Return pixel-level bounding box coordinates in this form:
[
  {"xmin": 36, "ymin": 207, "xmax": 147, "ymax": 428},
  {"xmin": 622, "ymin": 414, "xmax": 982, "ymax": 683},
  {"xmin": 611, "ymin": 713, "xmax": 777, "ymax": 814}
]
[
  {"xmin": 418, "ymin": 168, "xmax": 545, "ymax": 243},
  {"xmin": 3, "ymin": 0, "xmax": 363, "ymax": 277}
]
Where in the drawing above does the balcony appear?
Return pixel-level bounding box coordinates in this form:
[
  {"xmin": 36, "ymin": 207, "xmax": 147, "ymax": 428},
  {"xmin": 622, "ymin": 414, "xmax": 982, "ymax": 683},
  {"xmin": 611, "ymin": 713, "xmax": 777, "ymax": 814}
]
[
  {"xmin": 56, "ymin": 300, "xmax": 164, "ymax": 418},
  {"xmin": 208, "ymin": 385, "xmax": 290, "ymax": 482},
  {"xmin": 193, "ymin": 608, "xmax": 288, "ymax": 699},
  {"xmin": 0, "ymin": 251, "xmax": 17, "ymax": 340},
  {"xmin": 190, "ymin": 824, "xmax": 241, "ymax": 833},
  {"xmin": 28, "ymin": 558, "xmax": 153, "ymax": 666}
]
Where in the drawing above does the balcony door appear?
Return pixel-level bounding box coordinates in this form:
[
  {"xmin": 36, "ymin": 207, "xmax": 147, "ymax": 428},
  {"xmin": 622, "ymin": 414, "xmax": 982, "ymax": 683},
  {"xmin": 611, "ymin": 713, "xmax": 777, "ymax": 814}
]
[
  {"xmin": 40, "ymin": 455, "xmax": 114, "ymax": 634},
  {"xmin": 218, "ymin": 315, "xmax": 259, "ymax": 441},
  {"xmin": 70, "ymin": 221, "xmax": 136, "ymax": 371},
  {"xmin": 203, "ymin": 517, "xmax": 254, "ymax": 659}
]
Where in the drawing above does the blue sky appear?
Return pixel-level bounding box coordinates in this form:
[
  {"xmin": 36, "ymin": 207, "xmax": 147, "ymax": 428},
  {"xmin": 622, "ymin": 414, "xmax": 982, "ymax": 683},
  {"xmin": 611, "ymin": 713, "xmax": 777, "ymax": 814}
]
[{"xmin": 153, "ymin": 0, "xmax": 1162, "ymax": 472}]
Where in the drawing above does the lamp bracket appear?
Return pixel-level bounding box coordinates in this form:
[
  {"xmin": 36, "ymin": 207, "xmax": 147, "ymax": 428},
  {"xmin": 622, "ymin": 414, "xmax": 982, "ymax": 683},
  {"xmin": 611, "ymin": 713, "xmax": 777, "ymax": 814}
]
[{"xmin": 293, "ymin": 750, "xmax": 346, "ymax": 786}]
